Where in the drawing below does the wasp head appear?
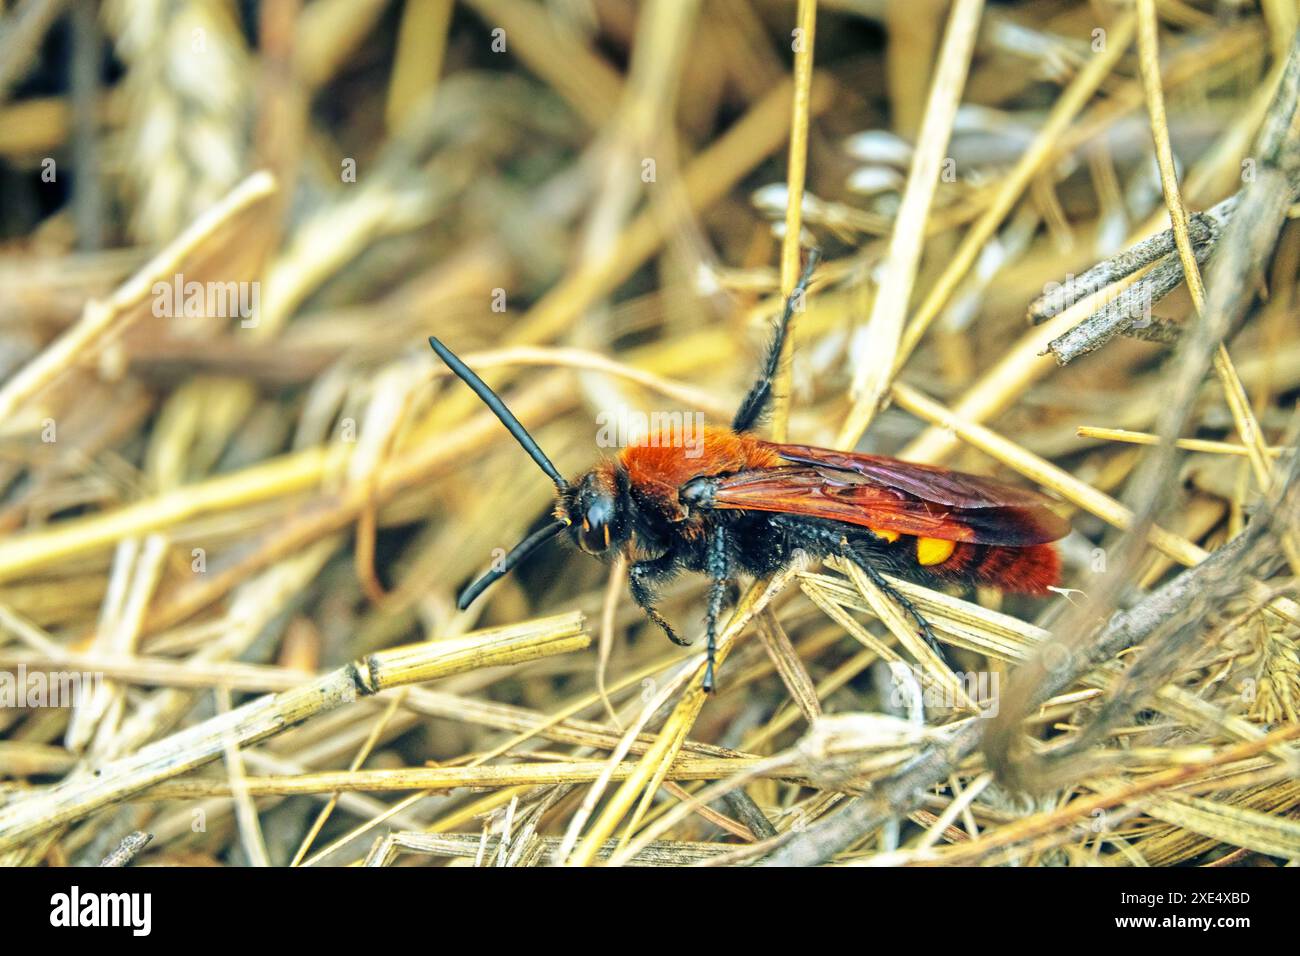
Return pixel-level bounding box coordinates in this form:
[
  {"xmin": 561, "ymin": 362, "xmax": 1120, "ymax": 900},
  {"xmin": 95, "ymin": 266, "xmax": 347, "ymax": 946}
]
[{"xmin": 561, "ymin": 466, "xmax": 630, "ymax": 556}]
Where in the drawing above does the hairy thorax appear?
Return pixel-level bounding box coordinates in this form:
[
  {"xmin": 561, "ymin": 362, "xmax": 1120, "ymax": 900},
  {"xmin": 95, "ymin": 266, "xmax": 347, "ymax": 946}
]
[{"xmin": 612, "ymin": 425, "xmax": 782, "ymax": 553}]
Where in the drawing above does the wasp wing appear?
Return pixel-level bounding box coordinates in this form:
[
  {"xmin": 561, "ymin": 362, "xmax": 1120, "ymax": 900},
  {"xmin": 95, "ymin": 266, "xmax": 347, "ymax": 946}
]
[
  {"xmin": 706, "ymin": 445, "xmax": 1069, "ymax": 546},
  {"xmin": 766, "ymin": 444, "xmax": 1064, "ymax": 510}
]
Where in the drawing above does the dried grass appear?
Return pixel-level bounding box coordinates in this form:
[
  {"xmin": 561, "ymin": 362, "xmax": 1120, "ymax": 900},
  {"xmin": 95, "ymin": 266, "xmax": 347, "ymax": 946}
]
[{"xmin": 0, "ymin": 0, "xmax": 1296, "ymax": 869}]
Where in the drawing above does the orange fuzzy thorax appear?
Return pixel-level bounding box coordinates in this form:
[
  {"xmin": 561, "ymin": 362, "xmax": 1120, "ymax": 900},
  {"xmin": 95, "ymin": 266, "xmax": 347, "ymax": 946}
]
[{"xmin": 616, "ymin": 426, "xmax": 781, "ymax": 522}]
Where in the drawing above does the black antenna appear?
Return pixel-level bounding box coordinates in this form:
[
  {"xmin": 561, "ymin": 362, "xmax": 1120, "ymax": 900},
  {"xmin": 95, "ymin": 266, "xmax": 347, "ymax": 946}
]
[
  {"xmin": 457, "ymin": 518, "xmax": 569, "ymax": 609},
  {"xmin": 428, "ymin": 337, "xmax": 567, "ymax": 490}
]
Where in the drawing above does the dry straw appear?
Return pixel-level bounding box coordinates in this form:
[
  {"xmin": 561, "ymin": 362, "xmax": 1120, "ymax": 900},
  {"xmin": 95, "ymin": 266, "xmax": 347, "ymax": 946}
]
[{"xmin": 0, "ymin": 1, "xmax": 1297, "ymax": 869}]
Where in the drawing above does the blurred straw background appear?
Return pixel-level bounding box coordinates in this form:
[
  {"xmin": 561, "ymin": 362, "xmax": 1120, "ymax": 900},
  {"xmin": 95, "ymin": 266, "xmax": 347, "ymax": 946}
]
[{"xmin": 0, "ymin": 0, "xmax": 1297, "ymax": 868}]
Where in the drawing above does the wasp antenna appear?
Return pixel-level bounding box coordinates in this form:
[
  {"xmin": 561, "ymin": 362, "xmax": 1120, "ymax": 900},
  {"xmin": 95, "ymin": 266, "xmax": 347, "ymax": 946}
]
[
  {"xmin": 429, "ymin": 336, "xmax": 568, "ymax": 491},
  {"xmin": 457, "ymin": 517, "xmax": 570, "ymax": 609}
]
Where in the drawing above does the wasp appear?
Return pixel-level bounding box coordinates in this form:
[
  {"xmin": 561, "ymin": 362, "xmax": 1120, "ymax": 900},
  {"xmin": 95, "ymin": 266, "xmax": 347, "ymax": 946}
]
[{"xmin": 429, "ymin": 253, "xmax": 1067, "ymax": 690}]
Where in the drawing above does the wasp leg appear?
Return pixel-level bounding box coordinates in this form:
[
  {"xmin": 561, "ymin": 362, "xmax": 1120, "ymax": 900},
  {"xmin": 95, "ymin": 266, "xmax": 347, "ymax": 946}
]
[
  {"xmin": 731, "ymin": 250, "xmax": 820, "ymax": 433},
  {"xmin": 767, "ymin": 514, "xmax": 950, "ymax": 665},
  {"xmin": 628, "ymin": 555, "xmax": 689, "ymax": 647},
  {"xmin": 703, "ymin": 527, "xmax": 732, "ymax": 692},
  {"xmin": 844, "ymin": 543, "xmax": 948, "ymax": 664}
]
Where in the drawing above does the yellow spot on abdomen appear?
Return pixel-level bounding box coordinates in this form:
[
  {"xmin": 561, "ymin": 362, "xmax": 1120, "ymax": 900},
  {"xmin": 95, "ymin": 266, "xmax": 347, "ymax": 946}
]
[
  {"xmin": 916, "ymin": 537, "xmax": 955, "ymax": 566},
  {"xmin": 869, "ymin": 527, "xmax": 900, "ymax": 543}
]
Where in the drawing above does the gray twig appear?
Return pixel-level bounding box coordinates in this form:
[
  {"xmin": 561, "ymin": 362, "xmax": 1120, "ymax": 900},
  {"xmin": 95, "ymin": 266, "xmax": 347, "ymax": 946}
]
[
  {"xmin": 721, "ymin": 791, "xmax": 779, "ymax": 841},
  {"xmin": 1031, "ymin": 177, "xmax": 1299, "ymax": 364},
  {"xmin": 1046, "ymin": 231, "xmax": 1217, "ymax": 363},
  {"xmin": 98, "ymin": 830, "xmax": 153, "ymax": 868},
  {"xmin": 1028, "ymin": 207, "xmax": 1223, "ymax": 325}
]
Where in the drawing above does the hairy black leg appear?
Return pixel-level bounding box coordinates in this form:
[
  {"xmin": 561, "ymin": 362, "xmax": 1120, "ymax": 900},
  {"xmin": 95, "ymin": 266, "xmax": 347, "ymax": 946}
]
[
  {"xmin": 851, "ymin": 549, "xmax": 948, "ymax": 664},
  {"xmin": 768, "ymin": 515, "xmax": 950, "ymax": 664},
  {"xmin": 628, "ymin": 554, "xmax": 689, "ymax": 647},
  {"xmin": 731, "ymin": 249, "xmax": 821, "ymax": 433},
  {"xmin": 703, "ymin": 527, "xmax": 731, "ymax": 692}
]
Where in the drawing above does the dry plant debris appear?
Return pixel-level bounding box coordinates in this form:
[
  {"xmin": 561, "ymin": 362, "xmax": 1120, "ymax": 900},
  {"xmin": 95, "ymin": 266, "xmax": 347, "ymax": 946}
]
[{"xmin": 0, "ymin": 0, "xmax": 1297, "ymax": 869}]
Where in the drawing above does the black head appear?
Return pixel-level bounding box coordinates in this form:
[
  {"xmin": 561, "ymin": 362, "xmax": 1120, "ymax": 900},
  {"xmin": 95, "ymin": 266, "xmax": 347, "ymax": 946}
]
[{"xmin": 561, "ymin": 467, "xmax": 631, "ymax": 556}]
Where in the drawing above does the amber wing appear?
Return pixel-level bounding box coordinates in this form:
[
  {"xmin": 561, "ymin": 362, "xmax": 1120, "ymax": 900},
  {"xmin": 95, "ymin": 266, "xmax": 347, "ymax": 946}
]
[{"xmin": 701, "ymin": 443, "xmax": 1070, "ymax": 547}]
